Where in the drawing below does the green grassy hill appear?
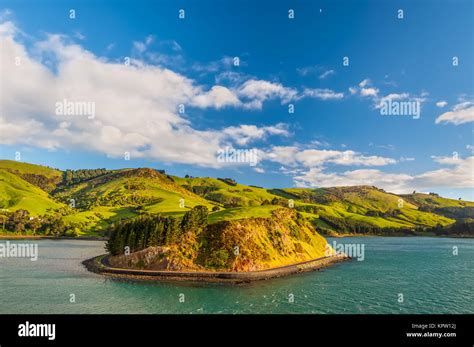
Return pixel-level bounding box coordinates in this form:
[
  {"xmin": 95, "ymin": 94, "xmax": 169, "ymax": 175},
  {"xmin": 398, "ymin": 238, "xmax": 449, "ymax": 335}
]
[
  {"xmin": 0, "ymin": 160, "xmax": 62, "ymax": 192},
  {"xmin": 172, "ymin": 176, "xmax": 277, "ymax": 207},
  {"xmin": 0, "ymin": 160, "xmax": 62, "ymax": 178},
  {"xmin": 272, "ymin": 186, "xmax": 456, "ymax": 234},
  {"xmin": 56, "ymin": 168, "xmax": 214, "ymax": 210},
  {"xmin": 55, "ymin": 168, "xmax": 218, "ymax": 233},
  {"xmin": 399, "ymin": 192, "xmax": 474, "ymax": 221},
  {"xmin": 0, "ymin": 169, "xmax": 64, "ymax": 215},
  {"xmin": 0, "ymin": 160, "xmax": 472, "ymax": 237},
  {"xmin": 208, "ymin": 205, "xmax": 279, "ymax": 224},
  {"xmin": 400, "ymin": 192, "xmax": 474, "ymax": 208}
]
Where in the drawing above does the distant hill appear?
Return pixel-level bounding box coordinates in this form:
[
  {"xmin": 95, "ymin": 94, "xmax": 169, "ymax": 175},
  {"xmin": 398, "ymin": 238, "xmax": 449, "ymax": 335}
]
[
  {"xmin": 0, "ymin": 160, "xmax": 62, "ymax": 192},
  {"xmin": 271, "ymin": 186, "xmax": 466, "ymax": 234},
  {"xmin": 56, "ymin": 168, "xmax": 214, "ymax": 211},
  {"xmin": 400, "ymin": 192, "xmax": 474, "ymax": 220},
  {"xmin": 55, "ymin": 168, "xmax": 218, "ymax": 234},
  {"xmin": 0, "ymin": 169, "xmax": 64, "ymax": 215},
  {"xmin": 172, "ymin": 176, "xmax": 277, "ymax": 207},
  {"xmin": 0, "ymin": 159, "xmax": 472, "ymax": 237}
]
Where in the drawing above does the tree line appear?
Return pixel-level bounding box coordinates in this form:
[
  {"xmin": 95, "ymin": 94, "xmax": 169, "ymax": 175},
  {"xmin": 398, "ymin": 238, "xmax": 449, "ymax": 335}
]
[
  {"xmin": 106, "ymin": 206, "xmax": 209, "ymax": 256},
  {"xmin": 62, "ymin": 168, "xmax": 110, "ymax": 186},
  {"xmin": 0, "ymin": 208, "xmax": 80, "ymax": 237}
]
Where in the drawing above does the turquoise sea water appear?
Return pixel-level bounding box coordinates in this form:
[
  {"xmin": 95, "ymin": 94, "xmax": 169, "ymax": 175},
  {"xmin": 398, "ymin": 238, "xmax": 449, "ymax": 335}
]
[{"xmin": 0, "ymin": 237, "xmax": 472, "ymax": 314}]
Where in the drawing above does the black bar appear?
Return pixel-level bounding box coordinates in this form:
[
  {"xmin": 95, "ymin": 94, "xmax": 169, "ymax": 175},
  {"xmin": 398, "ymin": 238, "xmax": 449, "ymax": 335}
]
[{"xmin": 0, "ymin": 315, "xmax": 472, "ymax": 346}]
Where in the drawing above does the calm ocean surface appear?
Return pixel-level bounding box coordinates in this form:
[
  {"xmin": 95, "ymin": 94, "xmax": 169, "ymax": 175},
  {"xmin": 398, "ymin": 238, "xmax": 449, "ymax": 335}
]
[{"xmin": 0, "ymin": 237, "xmax": 472, "ymax": 314}]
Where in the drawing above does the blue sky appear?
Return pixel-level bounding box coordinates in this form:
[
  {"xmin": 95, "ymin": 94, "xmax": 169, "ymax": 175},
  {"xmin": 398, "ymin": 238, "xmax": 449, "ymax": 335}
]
[{"xmin": 0, "ymin": 0, "xmax": 473, "ymax": 199}]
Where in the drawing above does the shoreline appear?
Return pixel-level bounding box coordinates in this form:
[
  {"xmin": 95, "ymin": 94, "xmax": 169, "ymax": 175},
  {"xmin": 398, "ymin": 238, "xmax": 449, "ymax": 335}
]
[
  {"xmin": 1, "ymin": 233, "xmax": 471, "ymax": 241},
  {"xmin": 83, "ymin": 253, "xmax": 350, "ymax": 284},
  {"xmin": 0, "ymin": 235, "xmax": 107, "ymax": 241},
  {"xmin": 320, "ymin": 233, "xmax": 474, "ymax": 239}
]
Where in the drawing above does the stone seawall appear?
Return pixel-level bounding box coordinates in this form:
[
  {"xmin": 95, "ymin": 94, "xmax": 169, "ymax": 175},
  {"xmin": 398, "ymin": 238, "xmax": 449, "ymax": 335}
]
[{"xmin": 83, "ymin": 253, "xmax": 349, "ymax": 284}]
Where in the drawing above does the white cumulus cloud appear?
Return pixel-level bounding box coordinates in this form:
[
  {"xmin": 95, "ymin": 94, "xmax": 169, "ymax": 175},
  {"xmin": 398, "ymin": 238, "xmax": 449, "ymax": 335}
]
[
  {"xmin": 237, "ymin": 79, "xmax": 299, "ymax": 109},
  {"xmin": 435, "ymin": 101, "xmax": 474, "ymax": 125},
  {"xmin": 0, "ymin": 21, "xmax": 288, "ymax": 167}
]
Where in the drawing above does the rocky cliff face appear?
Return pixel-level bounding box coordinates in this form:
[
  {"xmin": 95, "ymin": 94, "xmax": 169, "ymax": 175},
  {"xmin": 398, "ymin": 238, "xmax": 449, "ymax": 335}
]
[{"xmin": 108, "ymin": 208, "xmax": 330, "ymax": 272}]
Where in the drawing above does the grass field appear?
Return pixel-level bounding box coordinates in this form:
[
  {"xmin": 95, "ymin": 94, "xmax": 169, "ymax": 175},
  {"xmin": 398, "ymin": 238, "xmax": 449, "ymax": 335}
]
[
  {"xmin": 208, "ymin": 205, "xmax": 279, "ymax": 224},
  {"xmin": 0, "ymin": 160, "xmax": 471, "ymax": 236},
  {"xmin": 172, "ymin": 176, "xmax": 277, "ymax": 206},
  {"xmin": 0, "ymin": 160, "xmax": 62, "ymax": 179},
  {"xmin": 0, "ymin": 169, "xmax": 64, "ymax": 215}
]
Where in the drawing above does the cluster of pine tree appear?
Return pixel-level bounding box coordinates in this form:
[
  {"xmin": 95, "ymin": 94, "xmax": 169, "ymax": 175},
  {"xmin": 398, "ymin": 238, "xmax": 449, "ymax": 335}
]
[
  {"xmin": 17, "ymin": 172, "xmax": 61, "ymax": 192},
  {"xmin": 426, "ymin": 219, "xmax": 474, "ymax": 236},
  {"xmin": 106, "ymin": 206, "xmax": 209, "ymax": 256},
  {"xmin": 62, "ymin": 168, "xmax": 110, "ymax": 185},
  {"xmin": 181, "ymin": 184, "xmax": 219, "ymax": 197}
]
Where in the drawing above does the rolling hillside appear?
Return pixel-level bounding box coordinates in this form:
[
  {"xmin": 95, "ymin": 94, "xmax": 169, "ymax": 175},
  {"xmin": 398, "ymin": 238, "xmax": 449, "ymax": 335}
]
[
  {"xmin": 399, "ymin": 192, "xmax": 474, "ymax": 220},
  {"xmin": 0, "ymin": 160, "xmax": 472, "ymax": 237},
  {"xmin": 55, "ymin": 168, "xmax": 215, "ymax": 210},
  {"xmin": 270, "ymin": 186, "xmax": 462, "ymax": 233},
  {"xmin": 172, "ymin": 176, "xmax": 277, "ymax": 207},
  {"xmin": 0, "ymin": 169, "xmax": 64, "ymax": 215},
  {"xmin": 0, "ymin": 160, "xmax": 62, "ymax": 192},
  {"xmin": 55, "ymin": 168, "xmax": 218, "ymax": 233}
]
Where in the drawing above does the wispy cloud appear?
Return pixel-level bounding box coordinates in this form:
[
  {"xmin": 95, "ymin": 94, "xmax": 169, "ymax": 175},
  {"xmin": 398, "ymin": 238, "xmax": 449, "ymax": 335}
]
[
  {"xmin": 296, "ymin": 65, "xmax": 335, "ymax": 80},
  {"xmin": 435, "ymin": 101, "xmax": 474, "ymax": 125},
  {"xmin": 237, "ymin": 79, "xmax": 299, "ymax": 109},
  {"xmin": 222, "ymin": 123, "xmax": 290, "ymax": 145},
  {"xmin": 319, "ymin": 69, "xmax": 335, "ymax": 79},
  {"xmin": 192, "ymin": 56, "xmax": 244, "ymax": 74},
  {"xmin": 303, "ymin": 88, "xmax": 344, "ymax": 100},
  {"xmin": 350, "ymin": 78, "xmax": 428, "ymax": 110}
]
